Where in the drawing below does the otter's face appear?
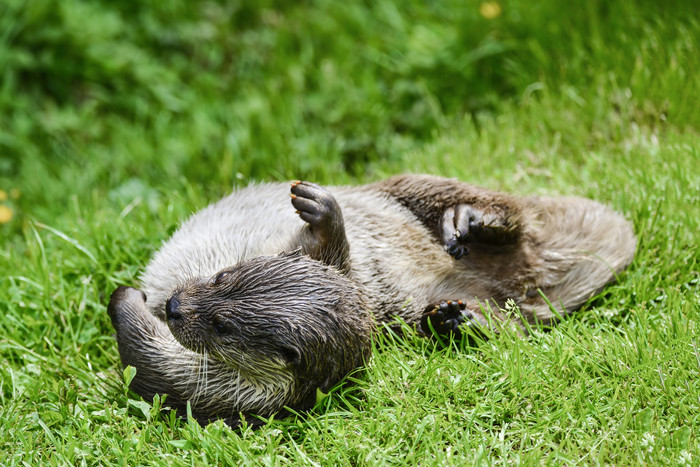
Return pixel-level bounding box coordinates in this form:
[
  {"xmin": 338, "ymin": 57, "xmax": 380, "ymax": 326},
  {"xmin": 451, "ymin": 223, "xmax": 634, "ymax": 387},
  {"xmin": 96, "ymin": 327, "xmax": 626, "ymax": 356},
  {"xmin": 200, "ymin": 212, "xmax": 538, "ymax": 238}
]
[{"xmin": 164, "ymin": 252, "xmax": 374, "ymax": 403}]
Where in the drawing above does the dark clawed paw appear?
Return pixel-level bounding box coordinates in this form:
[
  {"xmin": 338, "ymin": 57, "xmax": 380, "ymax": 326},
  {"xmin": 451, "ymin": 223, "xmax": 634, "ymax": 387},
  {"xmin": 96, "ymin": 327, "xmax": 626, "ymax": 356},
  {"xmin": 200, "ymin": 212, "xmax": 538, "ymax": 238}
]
[
  {"xmin": 290, "ymin": 180, "xmax": 351, "ymax": 273},
  {"xmin": 420, "ymin": 300, "xmax": 487, "ymax": 344},
  {"xmin": 441, "ymin": 206, "xmax": 483, "ymax": 259},
  {"xmin": 441, "ymin": 204, "xmax": 514, "ymax": 258},
  {"xmin": 290, "ymin": 180, "xmax": 339, "ymax": 228},
  {"xmin": 420, "ymin": 300, "xmax": 470, "ymax": 336}
]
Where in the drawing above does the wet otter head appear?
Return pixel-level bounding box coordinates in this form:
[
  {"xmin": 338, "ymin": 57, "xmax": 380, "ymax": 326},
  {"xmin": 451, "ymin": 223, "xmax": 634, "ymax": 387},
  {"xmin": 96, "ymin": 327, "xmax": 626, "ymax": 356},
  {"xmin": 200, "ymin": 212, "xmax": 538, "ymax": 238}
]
[{"xmin": 162, "ymin": 250, "xmax": 374, "ymax": 420}]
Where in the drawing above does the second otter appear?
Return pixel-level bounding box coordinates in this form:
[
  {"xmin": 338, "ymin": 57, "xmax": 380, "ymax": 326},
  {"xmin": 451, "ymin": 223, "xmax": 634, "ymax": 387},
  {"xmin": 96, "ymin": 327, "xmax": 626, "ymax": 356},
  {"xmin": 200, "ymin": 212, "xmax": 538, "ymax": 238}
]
[{"xmin": 107, "ymin": 174, "xmax": 636, "ymax": 427}]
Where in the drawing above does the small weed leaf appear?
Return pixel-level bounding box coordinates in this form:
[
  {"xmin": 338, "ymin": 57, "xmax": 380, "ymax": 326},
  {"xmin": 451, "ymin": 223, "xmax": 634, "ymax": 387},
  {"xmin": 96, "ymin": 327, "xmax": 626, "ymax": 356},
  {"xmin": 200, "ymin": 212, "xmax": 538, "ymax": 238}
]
[
  {"xmin": 168, "ymin": 440, "xmax": 193, "ymax": 449},
  {"xmin": 635, "ymin": 407, "xmax": 655, "ymax": 433},
  {"xmin": 127, "ymin": 398, "xmax": 152, "ymax": 421},
  {"xmin": 122, "ymin": 365, "xmax": 136, "ymax": 387},
  {"xmin": 315, "ymin": 387, "xmax": 329, "ymax": 406},
  {"xmin": 672, "ymin": 426, "xmax": 691, "ymax": 450}
]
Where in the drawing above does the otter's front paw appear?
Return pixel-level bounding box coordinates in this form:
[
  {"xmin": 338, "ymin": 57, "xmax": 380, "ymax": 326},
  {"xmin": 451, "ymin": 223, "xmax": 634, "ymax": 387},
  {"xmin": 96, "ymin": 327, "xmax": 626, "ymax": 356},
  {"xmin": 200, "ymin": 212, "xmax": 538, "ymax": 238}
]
[
  {"xmin": 420, "ymin": 300, "xmax": 487, "ymax": 343},
  {"xmin": 290, "ymin": 181, "xmax": 351, "ymax": 274},
  {"xmin": 290, "ymin": 181, "xmax": 342, "ymax": 231},
  {"xmin": 441, "ymin": 205, "xmax": 514, "ymax": 259}
]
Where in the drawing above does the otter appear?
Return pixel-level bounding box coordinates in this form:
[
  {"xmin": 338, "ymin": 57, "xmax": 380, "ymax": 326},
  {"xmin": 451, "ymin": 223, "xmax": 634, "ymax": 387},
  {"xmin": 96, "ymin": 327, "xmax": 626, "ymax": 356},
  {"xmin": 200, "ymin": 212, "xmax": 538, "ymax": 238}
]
[{"xmin": 107, "ymin": 174, "xmax": 636, "ymax": 427}]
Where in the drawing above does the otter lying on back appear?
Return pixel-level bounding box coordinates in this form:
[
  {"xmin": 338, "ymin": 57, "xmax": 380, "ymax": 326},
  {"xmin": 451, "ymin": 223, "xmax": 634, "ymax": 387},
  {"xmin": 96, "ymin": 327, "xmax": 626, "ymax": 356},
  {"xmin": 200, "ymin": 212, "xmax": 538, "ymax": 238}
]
[{"xmin": 107, "ymin": 174, "xmax": 636, "ymax": 427}]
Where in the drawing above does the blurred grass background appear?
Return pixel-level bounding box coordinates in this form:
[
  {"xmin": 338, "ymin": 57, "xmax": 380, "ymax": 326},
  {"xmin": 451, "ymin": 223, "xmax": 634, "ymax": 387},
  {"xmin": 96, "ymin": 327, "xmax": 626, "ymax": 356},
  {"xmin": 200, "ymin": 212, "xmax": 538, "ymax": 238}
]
[
  {"xmin": 1, "ymin": 0, "xmax": 697, "ymax": 219},
  {"xmin": 0, "ymin": 0, "xmax": 699, "ymax": 464}
]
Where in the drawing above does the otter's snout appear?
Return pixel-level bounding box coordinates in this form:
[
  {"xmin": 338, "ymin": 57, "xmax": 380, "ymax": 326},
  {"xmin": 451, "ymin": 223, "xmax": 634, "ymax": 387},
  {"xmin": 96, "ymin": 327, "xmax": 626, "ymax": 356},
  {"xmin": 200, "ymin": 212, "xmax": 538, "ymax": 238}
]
[{"xmin": 165, "ymin": 295, "xmax": 182, "ymax": 321}]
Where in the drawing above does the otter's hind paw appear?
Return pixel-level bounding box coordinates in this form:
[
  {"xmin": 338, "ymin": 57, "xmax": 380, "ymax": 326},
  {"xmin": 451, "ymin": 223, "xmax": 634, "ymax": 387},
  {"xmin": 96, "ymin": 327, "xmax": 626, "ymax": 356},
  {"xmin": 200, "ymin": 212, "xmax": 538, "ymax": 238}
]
[
  {"xmin": 420, "ymin": 300, "xmax": 487, "ymax": 343},
  {"xmin": 441, "ymin": 205, "xmax": 515, "ymax": 259}
]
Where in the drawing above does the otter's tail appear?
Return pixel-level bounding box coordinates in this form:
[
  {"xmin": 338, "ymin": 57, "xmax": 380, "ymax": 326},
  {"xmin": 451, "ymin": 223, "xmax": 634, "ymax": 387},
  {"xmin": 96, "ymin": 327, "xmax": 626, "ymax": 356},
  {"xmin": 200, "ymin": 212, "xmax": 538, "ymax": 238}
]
[{"xmin": 524, "ymin": 196, "xmax": 636, "ymax": 322}]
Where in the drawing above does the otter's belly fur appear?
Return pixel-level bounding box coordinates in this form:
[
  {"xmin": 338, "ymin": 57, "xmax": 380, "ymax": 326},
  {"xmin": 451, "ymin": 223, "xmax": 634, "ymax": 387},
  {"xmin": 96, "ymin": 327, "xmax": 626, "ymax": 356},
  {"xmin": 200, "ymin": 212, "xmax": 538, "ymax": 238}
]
[{"xmin": 107, "ymin": 174, "xmax": 636, "ymax": 427}]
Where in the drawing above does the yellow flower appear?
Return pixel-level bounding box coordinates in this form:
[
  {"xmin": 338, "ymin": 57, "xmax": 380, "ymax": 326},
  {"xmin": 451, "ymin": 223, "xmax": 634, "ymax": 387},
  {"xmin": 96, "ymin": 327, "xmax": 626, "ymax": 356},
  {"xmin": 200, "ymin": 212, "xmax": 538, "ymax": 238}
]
[
  {"xmin": 10, "ymin": 188, "xmax": 20, "ymax": 199},
  {"xmin": 0, "ymin": 205, "xmax": 13, "ymax": 224},
  {"xmin": 0, "ymin": 189, "xmax": 7, "ymax": 202},
  {"xmin": 480, "ymin": 1, "xmax": 502, "ymax": 19}
]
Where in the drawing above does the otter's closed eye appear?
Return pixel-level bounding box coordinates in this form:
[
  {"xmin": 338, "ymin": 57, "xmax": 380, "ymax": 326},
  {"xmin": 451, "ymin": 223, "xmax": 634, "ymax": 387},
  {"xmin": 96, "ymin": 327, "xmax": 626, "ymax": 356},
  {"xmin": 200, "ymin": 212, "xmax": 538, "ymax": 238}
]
[
  {"xmin": 214, "ymin": 271, "xmax": 231, "ymax": 284},
  {"xmin": 213, "ymin": 319, "xmax": 232, "ymax": 336}
]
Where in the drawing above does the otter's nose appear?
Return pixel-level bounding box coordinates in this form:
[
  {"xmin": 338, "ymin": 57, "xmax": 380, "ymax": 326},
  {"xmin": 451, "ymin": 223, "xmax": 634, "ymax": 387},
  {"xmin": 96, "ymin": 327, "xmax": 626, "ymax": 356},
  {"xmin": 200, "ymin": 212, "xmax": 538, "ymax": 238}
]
[{"xmin": 165, "ymin": 295, "xmax": 182, "ymax": 321}]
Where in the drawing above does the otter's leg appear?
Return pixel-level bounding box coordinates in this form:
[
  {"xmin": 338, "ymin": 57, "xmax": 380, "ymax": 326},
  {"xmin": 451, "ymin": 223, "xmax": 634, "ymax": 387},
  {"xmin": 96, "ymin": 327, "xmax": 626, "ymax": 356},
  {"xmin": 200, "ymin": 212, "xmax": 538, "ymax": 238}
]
[
  {"xmin": 290, "ymin": 181, "xmax": 351, "ymax": 274},
  {"xmin": 108, "ymin": 286, "xmax": 191, "ymax": 413},
  {"xmin": 371, "ymin": 175, "xmax": 523, "ymax": 257}
]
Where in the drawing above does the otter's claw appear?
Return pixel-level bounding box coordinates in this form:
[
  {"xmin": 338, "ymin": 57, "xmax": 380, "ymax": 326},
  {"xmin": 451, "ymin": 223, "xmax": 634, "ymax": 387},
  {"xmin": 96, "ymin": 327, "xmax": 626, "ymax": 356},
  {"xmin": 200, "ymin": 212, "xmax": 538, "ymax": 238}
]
[{"xmin": 420, "ymin": 300, "xmax": 487, "ymax": 343}]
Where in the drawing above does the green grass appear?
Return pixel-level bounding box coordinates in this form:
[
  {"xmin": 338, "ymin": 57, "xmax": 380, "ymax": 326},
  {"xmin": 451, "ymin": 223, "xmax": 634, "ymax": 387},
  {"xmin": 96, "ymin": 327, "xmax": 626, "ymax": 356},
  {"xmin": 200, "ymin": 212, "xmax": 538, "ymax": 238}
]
[{"xmin": 1, "ymin": 0, "xmax": 699, "ymax": 464}]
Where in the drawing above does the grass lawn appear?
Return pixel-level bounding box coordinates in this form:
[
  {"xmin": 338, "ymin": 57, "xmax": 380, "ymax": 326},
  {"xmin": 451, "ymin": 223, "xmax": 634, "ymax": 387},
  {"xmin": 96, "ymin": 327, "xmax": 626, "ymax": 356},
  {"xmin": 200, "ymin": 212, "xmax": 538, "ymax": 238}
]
[{"xmin": 1, "ymin": 0, "xmax": 699, "ymax": 464}]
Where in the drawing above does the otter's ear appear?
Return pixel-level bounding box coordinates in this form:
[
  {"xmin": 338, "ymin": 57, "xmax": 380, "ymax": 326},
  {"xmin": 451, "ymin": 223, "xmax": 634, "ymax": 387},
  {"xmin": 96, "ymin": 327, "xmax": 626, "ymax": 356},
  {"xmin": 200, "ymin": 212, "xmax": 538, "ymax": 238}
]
[{"xmin": 279, "ymin": 248, "xmax": 303, "ymax": 259}]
